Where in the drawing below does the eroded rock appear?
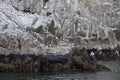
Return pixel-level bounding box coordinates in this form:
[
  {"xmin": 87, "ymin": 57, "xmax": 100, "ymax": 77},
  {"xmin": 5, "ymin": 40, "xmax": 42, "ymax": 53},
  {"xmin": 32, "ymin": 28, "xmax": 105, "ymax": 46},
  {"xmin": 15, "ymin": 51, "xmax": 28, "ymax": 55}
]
[{"xmin": 0, "ymin": 48, "xmax": 111, "ymax": 72}]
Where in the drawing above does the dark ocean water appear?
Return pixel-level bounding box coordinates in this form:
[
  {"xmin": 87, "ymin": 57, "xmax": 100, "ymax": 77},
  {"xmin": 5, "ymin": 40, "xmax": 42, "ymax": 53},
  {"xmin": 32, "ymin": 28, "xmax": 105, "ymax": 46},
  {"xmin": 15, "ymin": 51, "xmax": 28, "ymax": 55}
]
[{"xmin": 0, "ymin": 60, "xmax": 120, "ymax": 80}]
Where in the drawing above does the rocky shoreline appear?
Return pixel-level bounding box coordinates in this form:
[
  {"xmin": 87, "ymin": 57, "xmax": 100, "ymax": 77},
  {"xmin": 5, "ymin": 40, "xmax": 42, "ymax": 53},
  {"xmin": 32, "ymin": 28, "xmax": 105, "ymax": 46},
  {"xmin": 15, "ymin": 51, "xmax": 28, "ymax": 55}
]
[
  {"xmin": 0, "ymin": 0, "xmax": 119, "ymax": 73},
  {"xmin": 1, "ymin": 47, "xmax": 119, "ymax": 73}
]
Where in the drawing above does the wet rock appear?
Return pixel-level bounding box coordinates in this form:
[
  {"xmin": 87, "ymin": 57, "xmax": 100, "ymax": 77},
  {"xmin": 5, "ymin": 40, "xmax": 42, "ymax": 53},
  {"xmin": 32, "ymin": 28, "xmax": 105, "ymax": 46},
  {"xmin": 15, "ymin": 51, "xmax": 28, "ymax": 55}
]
[
  {"xmin": 94, "ymin": 48, "xmax": 120, "ymax": 61},
  {"xmin": 0, "ymin": 50, "xmax": 111, "ymax": 72},
  {"xmin": 0, "ymin": 47, "xmax": 118, "ymax": 72}
]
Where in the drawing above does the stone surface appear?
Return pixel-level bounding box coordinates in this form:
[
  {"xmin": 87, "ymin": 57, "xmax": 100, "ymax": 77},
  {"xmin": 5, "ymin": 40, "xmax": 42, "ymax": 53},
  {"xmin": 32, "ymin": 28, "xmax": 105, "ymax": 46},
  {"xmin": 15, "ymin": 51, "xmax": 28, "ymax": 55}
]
[
  {"xmin": 0, "ymin": 0, "xmax": 119, "ymax": 53},
  {"xmin": 0, "ymin": 0, "xmax": 119, "ymax": 72},
  {"xmin": 0, "ymin": 49, "xmax": 111, "ymax": 72}
]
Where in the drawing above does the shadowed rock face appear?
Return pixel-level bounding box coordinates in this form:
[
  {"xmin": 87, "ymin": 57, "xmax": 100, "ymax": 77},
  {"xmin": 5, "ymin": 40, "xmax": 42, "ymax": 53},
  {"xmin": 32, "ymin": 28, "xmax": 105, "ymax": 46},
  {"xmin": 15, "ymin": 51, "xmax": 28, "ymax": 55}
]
[
  {"xmin": 0, "ymin": 48, "xmax": 113, "ymax": 72},
  {"xmin": 114, "ymin": 29, "xmax": 120, "ymax": 41}
]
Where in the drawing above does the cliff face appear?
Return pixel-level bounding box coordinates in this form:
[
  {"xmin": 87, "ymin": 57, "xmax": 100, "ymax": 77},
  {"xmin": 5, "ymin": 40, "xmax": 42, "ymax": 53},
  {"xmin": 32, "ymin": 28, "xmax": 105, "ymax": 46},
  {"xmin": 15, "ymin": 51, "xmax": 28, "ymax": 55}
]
[{"xmin": 0, "ymin": 0, "xmax": 120, "ymax": 54}]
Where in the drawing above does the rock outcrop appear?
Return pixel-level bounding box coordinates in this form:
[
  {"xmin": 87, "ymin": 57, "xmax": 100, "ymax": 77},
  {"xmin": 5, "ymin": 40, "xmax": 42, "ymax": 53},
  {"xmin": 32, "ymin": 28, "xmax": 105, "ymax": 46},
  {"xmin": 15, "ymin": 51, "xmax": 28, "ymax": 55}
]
[
  {"xmin": 0, "ymin": 0, "xmax": 120, "ymax": 52},
  {"xmin": 0, "ymin": 0, "xmax": 119, "ymax": 72},
  {"xmin": 0, "ymin": 48, "xmax": 111, "ymax": 72}
]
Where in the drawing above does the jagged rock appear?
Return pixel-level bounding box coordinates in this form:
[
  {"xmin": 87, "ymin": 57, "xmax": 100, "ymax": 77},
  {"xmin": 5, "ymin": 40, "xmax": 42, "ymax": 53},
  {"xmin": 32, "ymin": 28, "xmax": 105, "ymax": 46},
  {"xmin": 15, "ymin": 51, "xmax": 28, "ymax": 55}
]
[
  {"xmin": 0, "ymin": 48, "xmax": 111, "ymax": 72},
  {"xmin": 0, "ymin": 36, "xmax": 9, "ymax": 48},
  {"xmin": 0, "ymin": 0, "xmax": 119, "ymax": 73},
  {"xmin": 0, "ymin": 0, "xmax": 119, "ymax": 49}
]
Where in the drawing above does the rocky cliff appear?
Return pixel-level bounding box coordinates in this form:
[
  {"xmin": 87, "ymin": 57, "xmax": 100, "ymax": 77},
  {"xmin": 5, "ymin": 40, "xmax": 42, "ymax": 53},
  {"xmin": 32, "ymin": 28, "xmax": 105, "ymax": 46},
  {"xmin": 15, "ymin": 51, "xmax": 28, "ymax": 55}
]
[{"xmin": 0, "ymin": 0, "xmax": 120, "ymax": 55}]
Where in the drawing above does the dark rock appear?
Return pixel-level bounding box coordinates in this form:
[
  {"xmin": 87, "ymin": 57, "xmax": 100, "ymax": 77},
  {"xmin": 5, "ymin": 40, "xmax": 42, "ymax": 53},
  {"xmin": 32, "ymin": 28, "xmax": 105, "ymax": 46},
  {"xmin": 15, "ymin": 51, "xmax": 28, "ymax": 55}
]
[
  {"xmin": 46, "ymin": 12, "xmax": 52, "ymax": 16},
  {"xmin": 0, "ymin": 48, "xmax": 113, "ymax": 72}
]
